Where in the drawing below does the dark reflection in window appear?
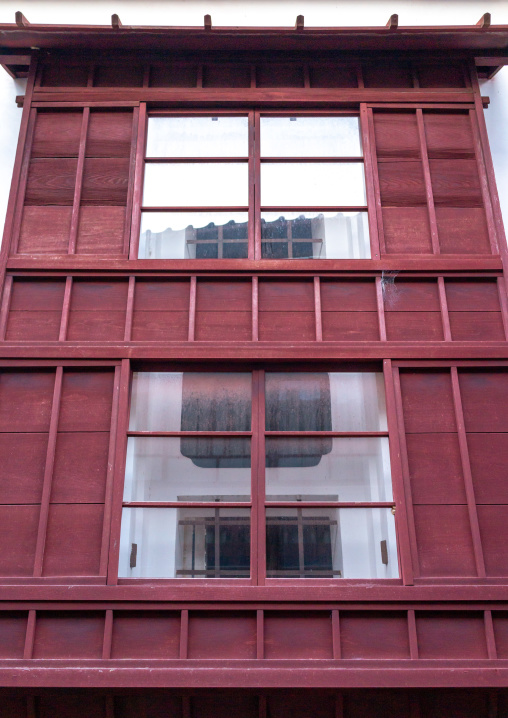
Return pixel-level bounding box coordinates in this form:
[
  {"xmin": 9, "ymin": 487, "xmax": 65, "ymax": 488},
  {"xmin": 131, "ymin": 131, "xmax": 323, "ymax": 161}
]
[
  {"xmin": 261, "ymin": 215, "xmax": 318, "ymax": 259},
  {"xmin": 205, "ymin": 517, "xmax": 250, "ymax": 577},
  {"xmin": 190, "ymin": 220, "xmax": 248, "ymax": 259},
  {"xmin": 265, "ymin": 373, "xmax": 333, "ymax": 431}
]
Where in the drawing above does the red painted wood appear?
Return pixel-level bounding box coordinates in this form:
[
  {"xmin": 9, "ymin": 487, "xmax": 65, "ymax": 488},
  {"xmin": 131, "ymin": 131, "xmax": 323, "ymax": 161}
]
[
  {"xmin": 340, "ymin": 611, "xmax": 410, "ymax": 659},
  {"xmin": 111, "ymin": 611, "xmax": 180, "ymax": 658},
  {"xmin": 68, "ymin": 107, "xmax": 89, "ymax": 253},
  {"xmin": 416, "ymin": 109, "xmax": 439, "ymax": 253},
  {"xmin": 416, "ymin": 611, "xmax": 488, "ymax": 658},
  {"xmin": 0, "ymin": 612, "xmax": 27, "ymax": 658},
  {"xmin": 188, "ymin": 611, "xmax": 257, "ymax": 659},
  {"xmin": 33, "ymin": 611, "xmax": 104, "ymax": 658}
]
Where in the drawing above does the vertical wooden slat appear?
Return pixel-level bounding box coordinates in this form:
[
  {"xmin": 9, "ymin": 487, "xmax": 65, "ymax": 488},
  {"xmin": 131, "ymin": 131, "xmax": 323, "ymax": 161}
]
[
  {"xmin": 361, "ymin": 104, "xmax": 382, "ymax": 258},
  {"xmin": 256, "ymin": 369, "xmax": 266, "ymax": 585},
  {"xmin": 123, "ymin": 106, "xmax": 140, "ymax": 256},
  {"xmin": 252, "ymin": 276, "xmax": 259, "ymax": 341},
  {"xmin": 248, "ymin": 109, "xmax": 256, "ymax": 260},
  {"xmin": 376, "ymin": 276, "xmax": 387, "ymax": 341},
  {"xmin": 314, "ymin": 276, "xmax": 323, "ymax": 341},
  {"xmin": 251, "ymin": 371, "xmax": 260, "ymax": 585},
  {"xmin": 102, "ymin": 609, "xmax": 114, "ymax": 659},
  {"xmin": 256, "ymin": 608, "xmax": 264, "ymax": 659},
  {"xmin": 68, "ymin": 106, "xmax": 90, "ymax": 254},
  {"xmin": 332, "ymin": 608, "xmax": 341, "ymax": 659},
  {"xmin": 180, "ymin": 609, "xmax": 189, "ymax": 659},
  {"xmin": 416, "ymin": 108, "xmax": 440, "ymax": 254},
  {"xmin": 188, "ymin": 276, "xmax": 197, "ymax": 341},
  {"xmin": 438, "ymin": 276, "xmax": 452, "ymax": 341},
  {"xmin": 0, "ymin": 275, "xmax": 13, "ymax": 340},
  {"xmin": 124, "ymin": 276, "xmax": 135, "ymax": 342},
  {"xmin": 485, "ymin": 610, "xmax": 497, "ymax": 660},
  {"xmin": 450, "ymin": 366, "xmax": 486, "ymax": 578},
  {"xmin": 254, "ymin": 111, "xmax": 262, "ymax": 260},
  {"xmin": 100, "ymin": 365, "xmax": 122, "ymax": 576},
  {"xmin": 408, "ymin": 609, "xmax": 419, "ymax": 659},
  {"xmin": 58, "ymin": 276, "xmax": 72, "ymax": 342},
  {"xmin": 33, "ymin": 366, "xmax": 63, "ymax": 577},
  {"xmin": 469, "ymin": 108, "xmax": 499, "ymax": 255},
  {"xmin": 24, "ymin": 609, "xmax": 36, "ymax": 659},
  {"xmin": 128, "ymin": 102, "xmax": 147, "ymax": 260},
  {"xmin": 9, "ymin": 107, "xmax": 38, "ymax": 257},
  {"xmin": 497, "ymin": 277, "xmax": 508, "ymax": 341}
]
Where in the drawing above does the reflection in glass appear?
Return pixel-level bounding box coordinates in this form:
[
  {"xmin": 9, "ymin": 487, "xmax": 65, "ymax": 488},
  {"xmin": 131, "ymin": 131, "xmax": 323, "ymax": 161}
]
[
  {"xmin": 265, "ymin": 437, "xmax": 392, "ymax": 501},
  {"xmin": 139, "ymin": 212, "xmax": 249, "ymax": 259},
  {"xmin": 124, "ymin": 437, "xmax": 251, "ymax": 502},
  {"xmin": 129, "ymin": 372, "xmax": 252, "ymax": 431},
  {"xmin": 266, "ymin": 508, "xmax": 397, "ymax": 578},
  {"xmin": 261, "ymin": 163, "xmax": 366, "ymax": 207},
  {"xmin": 260, "ymin": 212, "xmax": 370, "ymax": 259},
  {"xmin": 146, "ymin": 117, "xmax": 249, "ymax": 157},
  {"xmin": 260, "ymin": 117, "xmax": 362, "ymax": 158},
  {"xmin": 265, "ymin": 373, "xmax": 387, "ymax": 432},
  {"xmin": 119, "ymin": 507, "xmax": 250, "ymax": 578},
  {"xmin": 143, "ymin": 163, "xmax": 249, "ymax": 207}
]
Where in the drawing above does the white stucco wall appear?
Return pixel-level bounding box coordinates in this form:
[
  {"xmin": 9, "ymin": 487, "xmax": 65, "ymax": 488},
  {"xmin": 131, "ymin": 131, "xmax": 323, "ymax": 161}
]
[{"xmin": 1, "ymin": 0, "xmax": 508, "ymax": 240}]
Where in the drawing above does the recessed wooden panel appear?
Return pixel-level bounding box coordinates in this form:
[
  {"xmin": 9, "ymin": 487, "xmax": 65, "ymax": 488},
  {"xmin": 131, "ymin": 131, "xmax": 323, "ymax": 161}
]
[
  {"xmin": 76, "ymin": 206, "xmax": 126, "ymax": 255},
  {"xmin": 406, "ymin": 433, "xmax": 466, "ymax": 504},
  {"xmin": 436, "ymin": 207, "xmax": 491, "ymax": 254},
  {"xmin": 188, "ymin": 611, "xmax": 256, "ymax": 659},
  {"xmin": 382, "ymin": 207, "xmax": 432, "ymax": 254},
  {"xmin": 25, "ymin": 158, "xmax": 77, "ymax": 205},
  {"xmin": 111, "ymin": 611, "xmax": 180, "ymax": 658},
  {"xmin": 149, "ymin": 64, "xmax": 197, "ymax": 87},
  {"xmin": 264, "ymin": 612, "xmax": 333, "ymax": 659},
  {"xmin": 68, "ymin": 282, "xmax": 127, "ymax": 341},
  {"xmin": 345, "ymin": 690, "xmax": 411, "ymax": 718},
  {"xmin": 418, "ymin": 690, "xmax": 489, "ymax": 718},
  {"xmin": 196, "ymin": 280, "xmax": 252, "ymax": 311},
  {"xmin": 38, "ymin": 694, "xmax": 107, "ymax": 718},
  {"xmin": 43, "ymin": 504, "xmax": 104, "ymax": 576},
  {"xmin": 0, "ymin": 371, "xmax": 54, "ymax": 432},
  {"xmin": 468, "ymin": 433, "xmax": 508, "ymax": 504},
  {"xmin": 33, "ymin": 612, "xmax": 104, "ymax": 658},
  {"xmin": 203, "ymin": 65, "xmax": 250, "ymax": 87},
  {"xmin": 424, "ymin": 113, "xmax": 475, "ymax": 158},
  {"xmin": 6, "ymin": 310, "xmax": 62, "ymax": 342},
  {"xmin": 256, "ymin": 65, "xmax": 304, "ymax": 87},
  {"xmin": 385, "ymin": 312, "xmax": 444, "ymax": 341},
  {"xmin": 6, "ymin": 279, "xmax": 65, "ymax": 341},
  {"xmin": 131, "ymin": 312, "xmax": 189, "ymax": 341},
  {"xmin": 134, "ymin": 279, "xmax": 190, "ymax": 311},
  {"xmin": 32, "ymin": 112, "xmax": 82, "ymax": 158},
  {"xmin": 492, "ymin": 612, "xmax": 508, "ymax": 657},
  {"xmin": 52, "ymin": 432, "xmax": 110, "ymax": 503},
  {"xmin": 340, "ymin": 611, "xmax": 410, "ymax": 659},
  {"xmin": 9, "ymin": 280, "xmax": 65, "ymax": 311},
  {"xmin": 259, "ymin": 280, "xmax": 314, "ymax": 311},
  {"xmin": 58, "ymin": 371, "xmax": 114, "ymax": 432},
  {"xmin": 416, "ymin": 612, "xmax": 488, "ymax": 658},
  {"xmin": 384, "ymin": 280, "xmax": 440, "ymax": 312},
  {"xmin": 477, "ymin": 506, "xmax": 508, "ymax": 576},
  {"xmin": 374, "ymin": 113, "xmax": 420, "ymax": 158},
  {"xmin": 86, "ymin": 112, "xmax": 133, "ymax": 158},
  {"xmin": 259, "ymin": 311, "xmax": 315, "ymax": 341},
  {"xmin": 321, "ymin": 312, "xmax": 379, "ymax": 341},
  {"xmin": 41, "ymin": 63, "xmax": 89, "ymax": 87},
  {"xmin": 459, "ymin": 371, "xmax": 508, "ymax": 432},
  {"xmin": 267, "ymin": 693, "xmax": 336, "ymax": 718},
  {"xmin": 195, "ymin": 311, "xmax": 252, "ymax": 341},
  {"xmin": 309, "ymin": 65, "xmax": 357, "ymax": 87},
  {"xmin": 94, "ymin": 65, "xmax": 144, "ymax": 87},
  {"xmin": 81, "ymin": 158, "xmax": 130, "ymax": 205},
  {"xmin": 399, "ymin": 371, "xmax": 456, "ymax": 433},
  {"xmin": 446, "ymin": 280, "xmax": 501, "ymax": 311},
  {"xmin": 0, "ymin": 613, "xmax": 27, "ymax": 658},
  {"xmin": 192, "ymin": 694, "xmax": 259, "ymax": 718},
  {"xmin": 320, "ymin": 280, "xmax": 377, "ymax": 311},
  {"xmin": 449, "ymin": 311, "xmax": 505, "ymax": 341},
  {"xmin": 378, "ymin": 161, "xmax": 426, "ymax": 206},
  {"xmin": 0, "ymin": 433, "xmax": 47, "ymax": 504},
  {"xmin": 0, "ymin": 505, "xmax": 38, "ymax": 576},
  {"xmin": 429, "ymin": 159, "xmax": 482, "ymax": 207},
  {"xmin": 418, "ymin": 66, "xmax": 466, "ymax": 88},
  {"xmin": 363, "ymin": 65, "xmax": 413, "ymax": 88},
  {"xmin": 18, "ymin": 206, "xmax": 71, "ymax": 254},
  {"xmin": 67, "ymin": 310, "xmax": 126, "ymax": 341},
  {"xmin": 70, "ymin": 279, "xmax": 129, "ymax": 311},
  {"xmin": 413, "ymin": 505, "xmax": 476, "ymax": 577}
]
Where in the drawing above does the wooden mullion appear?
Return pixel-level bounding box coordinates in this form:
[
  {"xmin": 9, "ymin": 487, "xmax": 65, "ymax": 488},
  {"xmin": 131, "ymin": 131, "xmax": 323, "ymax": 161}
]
[
  {"xmin": 416, "ymin": 108, "xmax": 440, "ymax": 254},
  {"xmin": 124, "ymin": 276, "xmax": 135, "ymax": 342},
  {"xmin": 408, "ymin": 608, "xmax": 419, "ymax": 658},
  {"xmin": 123, "ymin": 105, "xmax": 140, "ymax": 256},
  {"xmin": 469, "ymin": 107, "xmax": 500, "ymax": 255},
  {"xmin": 68, "ymin": 106, "xmax": 90, "ymax": 254},
  {"xmin": 314, "ymin": 276, "xmax": 323, "ymax": 341},
  {"xmin": 0, "ymin": 275, "xmax": 13, "ymax": 340},
  {"xmin": 254, "ymin": 111, "xmax": 261, "ymax": 260},
  {"xmin": 332, "ymin": 608, "xmax": 341, "ymax": 659},
  {"xmin": 365, "ymin": 107, "xmax": 384, "ymax": 256},
  {"xmin": 33, "ymin": 366, "xmax": 63, "ymax": 577},
  {"xmin": 450, "ymin": 366, "xmax": 486, "ymax": 578},
  {"xmin": 375, "ymin": 276, "xmax": 387, "ymax": 341},
  {"xmin": 252, "ymin": 276, "xmax": 259, "ymax": 341},
  {"xmin": 497, "ymin": 277, "xmax": 508, "ymax": 341},
  {"xmin": 485, "ymin": 609, "xmax": 497, "ymax": 660},
  {"xmin": 188, "ymin": 276, "xmax": 197, "ymax": 341},
  {"xmin": 179, "ymin": 609, "xmax": 189, "ymax": 658},
  {"xmin": 250, "ymin": 371, "xmax": 260, "ymax": 586},
  {"xmin": 102, "ymin": 608, "xmax": 113, "ymax": 659},
  {"xmin": 129, "ymin": 102, "xmax": 147, "ymax": 259},
  {"xmin": 58, "ymin": 277, "xmax": 72, "ymax": 342},
  {"xmin": 9, "ymin": 107, "xmax": 38, "ymax": 258},
  {"xmin": 256, "ymin": 608, "xmax": 264, "ymax": 658},
  {"xmin": 248, "ymin": 110, "xmax": 256, "ymax": 260},
  {"xmin": 438, "ymin": 276, "xmax": 452, "ymax": 341},
  {"xmin": 257, "ymin": 370, "xmax": 266, "ymax": 585},
  {"xmin": 23, "ymin": 609, "xmax": 36, "ymax": 659}
]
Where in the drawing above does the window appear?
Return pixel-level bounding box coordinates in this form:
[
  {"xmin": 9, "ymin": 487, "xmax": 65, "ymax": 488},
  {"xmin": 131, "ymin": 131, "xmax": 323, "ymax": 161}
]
[
  {"xmin": 119, "ymin": 370, "xmax": 397, "ymax": 581},
  {"xmin": 138, "ymin": 114, "xmax": 370, "ymax": 260}
]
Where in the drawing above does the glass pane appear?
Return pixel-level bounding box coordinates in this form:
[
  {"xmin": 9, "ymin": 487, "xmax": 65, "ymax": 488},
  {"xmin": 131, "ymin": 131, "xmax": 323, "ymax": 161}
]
[
  {"xmin": 143, "ymin": 163, "xmax": 248, "ymax": 207},
  {"xmin": 129, "ymin": 372, "xmax": 252, "ymax": 431},
  {"xmin": 124, "ymin": 437, "xmax": 251, "ymax": 501},
  {"xmin": 266, "ymin": 507, "xmax": 397, "ymax": 578},
  {"xmin": 261, "ymin": 163, "xmax": 366, "ymax": 207},
  {"xmin": 146, "ymin": 117, "xmax": 249, "ymax": 157},
  {"xmin": 139, "ymin": 212, "xmax": 249, "ymax": 259},
  {"xmin": 260, "ymin": 117, "xmax": 362, "ymax": 157},
  {"xmin": 265, "ymin": 437, "xmax": 392, "ymax": 501},
  {"xmin": 261, "ymin": 211, "xmax": 370, "ymax": 259},
  {"xmin": 265, "ymin": 373, "xmax": 387, "ymax": 432},
  {"xmin": 119, "ymin": 507, "xmax": 250, "ymax": 578}
]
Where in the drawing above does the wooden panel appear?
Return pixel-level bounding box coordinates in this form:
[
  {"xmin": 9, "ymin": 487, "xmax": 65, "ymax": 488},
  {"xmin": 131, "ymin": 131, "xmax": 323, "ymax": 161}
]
[
  {"xmin": 67, "ymin": 311, "xmax": 126, "ymax": 341},
  {"xmin": 256, "ymin": 65, "xmax": 304, "ymax": 87},
  {"xmin": 41, "ymin": 63, "xmax": 88, "ymax": 87},
  {"xmin": 373, "ymin": 113, "xmax": 420, "ymax": 158},
  {"xmin": 340, "ymin": 611, "xmax": 410, "ymax": 659},
  {"xmin": 492, "ymin": 612, "xmax": 508, "ymax": 658},
  {"xmin": 424, "ymin": 113, "xmax": 475, "ymax": 158},
  {"xmin": 52, "ymin": 432, "xmax": 110, "ymax": 503},
  {"xmin": 9, "ymin": 279, "xmax": 65, "ymax": 311},
  {"xmin": 446, "ymin": 280, "xmax": 501, "ymax": 311},
  {"xmin": 33, "ymin": 612, "xmax": 104, "ymax": 658},
  {"xmin": 134, "ymin": 280, "xmax": 190, "ymax": 311},
  {"xmin": 94, "ymin": 65, "xmax": 144, "ymax": 87},
  {"xmin": 459, "ymin": 371, "xmax": 508, "ymax": 432},
  {"xmin": 363, "ymin": 65, "xmax": 413, "ymax": 88},
  {"xmin": 131, "ymin": 311, "xmax": 189, "ymax": 341},
  {"xmin": 38, "ymin": 694, "xmax": 107, "ymax": 718},
  {"xmin": 6, "ymin": 279, "xmax": 65, "ymax": 341},
  {"xmin": 195, "ymin": 311, "xmax": 252, "ymax": 341},
  {"xmin": 384, "ymin": 280, "xmax": 440, "ymax": 311},
  {"xmin": 477, "ymin": 506, "xmax": 508, "ymax": 576},
  {"xmin": 203, "ymin": 65, "xmax": 250, "ymax": 87},
  {"xmin": 0, "ymin": 371, "xmax": 54, "ymax": 432},
  {"xmin": 0, "ymin": 433, "xmax": 47, "ymax": 504},
  {"xmin": 416, "ymin": 612, "xmax": 488, "ymax": 658},
  {"xmin": 0, "ymin": 505, "xmax": 38, "ymax": 576},
  {"xmin": 6, "ymin": 310, "xmax": 62, "ymax": 341},
  {"xmin": 18, "ymin": 206, "xmax": 71, "ymax": 254},
  {"xmin": 264, "ymin": 612, "xmax": 333, "ymax": 659},
  {"xmin": 58, "ymin": 370, "xmax": 114, "ymax": 432},
  {"xmin": 309, "ymin": 65, "xmax": 357, "ymax": 88},
  {"xmin": 188, "ymin": 611, "xmax": 256, "ymax": 659},
  {"xmin": 429, "ymin": 159, "xmax": 483, "ymax": 207},
  {"xmin": 406, "ymin": 433, "xmax": 466, "ymax": 504},
  {"xmin": 413, "ymin": 505, "xmax": 476, "ymax": 577},
  {"xmin": 320, "ymin": 280, "xmax": 377, "ymax": 311},
  {"xmin": 259, "ymin": 280, "xmax": 314, "ymax": 311},
  {"xmin": 86, "ymin": 111, "xmax": 133, "ymax": 158},
  {"xmin": 43, "ymin": 504, "xmax": 104, "ymax": 576},
  {"xmin": 76, "ymin": 206, "xmax": 126, "ymax": 255},
  {"xmin": 399, "ymin": 371, "xmax": 456, "ymax": 433},
  {"xmin": 111, "ymin": 611, "xmax": 180, "ymax": 658},
  {"xmin": 385, "ymin": 312, "xmax": 444, "ymax": 341},
  {"xmin": 259, "ymin": 311, "xmax": 315, "ymax": 341},
  {"xmin": 468, "ymin": 433, "xmax": 508, "ymax": 503},
  {"xmin": 418, "ymin": 66, "xmax": 466, "ymax": 88},
  {"xmin": 448, "ymin": 311, "xmax": 505, "ymax": 341},
  {"xmin": 322, "ymin": 312, "xmax": 379, "ymax": 341},
  {"xmin": 68, "ymin": 282, "xmax": 128, "ymax": 341},
  {"xmin": 382, "ymin": 207, "xmax": 432, "ymax": 254},
  {"xmin": 32, "ymin": 112, "xmax": 82, "ymax": 158},
  {"xmin": 149, "ymin": 64, "xmax": 197, "ymax": 87},
  {"xmin": 69, "ymin": 279, "xmax": 129, "ymax": 309},
  {"xmin": 0, "ymin": 613, "xmax": 27, "ymax": 658},
  {"xmin": 436, "ymin": 207, "xmax": 491, "ymax": 254},
  {"xmin": 192, "ymin": 694, "xmax": 258, "ymax": 718},
  {"xmin": 267, "ymin": 693, "xmax": 336, "ymax": 718},
  {"xmin": 378, "ymin": 161, "xmax": 426, "ymax": 206},
  {"xmin": 81, "ymin": 158, "xmax": 130, "ymax": 205},
  {"xmin": 196, "ymin": 280, "xmax": 252, "ymax": 311},
  {"xmin": 25, "ymin": 158, "xmax": 77, "ymax": 205}
]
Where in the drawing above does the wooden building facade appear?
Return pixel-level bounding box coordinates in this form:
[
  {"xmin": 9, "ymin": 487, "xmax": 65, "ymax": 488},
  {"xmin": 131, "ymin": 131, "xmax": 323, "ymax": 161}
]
[{"xmin": 1, "ymin": 16, "xmax": 508, "ymax": 716}]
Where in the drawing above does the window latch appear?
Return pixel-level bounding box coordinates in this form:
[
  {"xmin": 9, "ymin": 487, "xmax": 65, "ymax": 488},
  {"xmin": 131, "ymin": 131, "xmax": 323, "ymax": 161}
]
[{"xmin": 130, "ymin": 543, "xmax": 138, "ymax": 569}]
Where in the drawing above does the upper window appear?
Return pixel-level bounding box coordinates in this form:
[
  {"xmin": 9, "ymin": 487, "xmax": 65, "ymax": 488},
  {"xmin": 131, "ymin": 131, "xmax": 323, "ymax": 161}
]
[
  {"xmin": 138, "ymin": 114, "xmax": 370, "ymax": 260},
  {"xmin": 118, "ymin": 370, "xmax": 397, "ymax": 582}
]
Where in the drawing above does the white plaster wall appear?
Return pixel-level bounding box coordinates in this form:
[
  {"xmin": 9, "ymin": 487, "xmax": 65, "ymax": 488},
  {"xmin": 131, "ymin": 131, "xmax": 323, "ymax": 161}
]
[{"xmin": 1, "ymin": 0, "xmax": 508, "ymax": 240}]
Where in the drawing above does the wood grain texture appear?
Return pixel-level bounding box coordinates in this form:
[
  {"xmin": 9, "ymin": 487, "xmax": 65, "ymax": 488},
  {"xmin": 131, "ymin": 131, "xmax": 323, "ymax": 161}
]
[
  {"xmin": 76, "ymin": 206, "xmax": 126, "ymax": 255},
  {"xmin": 188, "ymin": 612, "xmax": 257, "ymax": 659},
  {"xmin": 340, "ymin": 611, "xmax": 410, "ymax": 659},
  {"xmin": 25, "ymin": 158, "xmax": 77, "ymax": 205},
  {"xmin": 378, "ymin": 161, "xmax": 426, "ymax": 206},
  {"xmin": 33, "ymin": 612, "xmax": 104, "ymax": 658},
  {"xmin": 31, "ymin": 111, "xmax": 82, "ymax": 157},
  {"xmin": 413, "ymin": 505, "xmax": 476, "ymax": 577},
  {"xmin": 17, "ymin": 206, "xmax": 71, "ymax": 254},
  {"xmin": 111, "ymin": 611, "xmax": 180, "ymax": 658},
  {"xmin": 382, "ymin": 207, "xmax": 432, "ymax": 254},
  {"xmin": 264, "ymin": 612, "xmax": 332, "ymax": 659},
  {"xmin": 374, "ymin": 112, "xmax": 420, "ymax": 158},
  {"xmin": 81, "ymin": 158, "xmax": 130, "ymax": 205},
  {"xmin": 87, "ymin": 111, "xmax": 133, "ymax": 158}
]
